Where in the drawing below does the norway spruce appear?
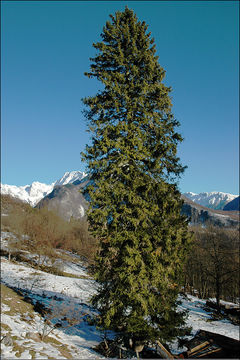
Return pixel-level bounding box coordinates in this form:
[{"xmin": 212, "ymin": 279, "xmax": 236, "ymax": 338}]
[{"xmin": 82, "ymin": 7, "xmax": 192, "ymax": 347}]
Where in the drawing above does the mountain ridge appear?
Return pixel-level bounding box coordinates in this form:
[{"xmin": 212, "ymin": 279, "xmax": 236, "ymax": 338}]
[
  {"xmin": 35, "ymin": 184, "xmax": 239, "ymax": 226},
  {"xmin": 1, "ymin": 171, "xmax": 87, "ymax": 206},
  {"xmin": 1, "ymin": 172, "xmax": 238, "ymax": 212},
  {"xmin": 180, "ymin": 195, "xmax": 239, "ymax": 227},
  {"xmin": 183, "ymin": 191, "xmax": 238, "ymax": 210},
  {"xmin": 223, "ymin": 196, "xmax": 240, "ymax": 211}
]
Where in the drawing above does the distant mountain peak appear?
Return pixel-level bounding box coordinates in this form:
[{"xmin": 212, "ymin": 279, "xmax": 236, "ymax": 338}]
[
  {"xmin": 184, "ymin": 191, "xmax": 239, "ymax": 210},
  {"xmin": 2, "ymin": 172, "xmax": 238, "ymax": 212},
  {"xmin": 54, "ymin": 171, "xmax": 87, "ymax": 186},
  {"xmin": 1, "ymin": 171, "xmax": 87, "ymax": 206}
]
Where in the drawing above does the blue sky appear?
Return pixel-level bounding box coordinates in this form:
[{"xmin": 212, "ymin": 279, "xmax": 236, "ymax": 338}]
[{"xmin": 1, "ymin": 1, "xmax": 239, "ymax": 194}]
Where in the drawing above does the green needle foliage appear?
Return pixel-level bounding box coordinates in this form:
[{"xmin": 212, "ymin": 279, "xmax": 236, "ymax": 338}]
[{"xmin": 82, "ymin": 7, "xmax": 192, "ymax": 346}]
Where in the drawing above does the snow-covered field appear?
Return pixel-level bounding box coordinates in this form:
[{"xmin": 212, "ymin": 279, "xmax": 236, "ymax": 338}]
[
  {"xmin": 179, "ymin": 295, "xmax": 239, "ymax": 340},
  {"xmin": 1, "ymin": 258, "xmax": 103, "ymax": 359},
  {"xmin": 1, "ymin": 231, "xmax": 239, "ymax": 359}
]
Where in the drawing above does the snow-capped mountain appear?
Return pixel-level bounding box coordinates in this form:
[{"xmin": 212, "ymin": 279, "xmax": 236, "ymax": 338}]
[
  {"xmin": 184, "ymin": 191, "xmax": 239, "ymax": 210},
  {"xmin": 1, "ymin": 182, "xmax": 55, "ymax": 207},
  {"xmin": 2, "ymin": 172, "xmax": 238, "ymax": 212},
  {"xmin": 1, "ymin": 171, "xmax": 87, "ymax": 206},
  {"xmin": 54, "ymin": 171, "xmax": 87, "ymax": 186}
]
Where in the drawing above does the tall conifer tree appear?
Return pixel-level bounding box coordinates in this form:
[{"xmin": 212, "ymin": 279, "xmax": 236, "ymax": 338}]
[{"xmin": 82, "ymin": 7, "xmax": 192, "ymax": 347}]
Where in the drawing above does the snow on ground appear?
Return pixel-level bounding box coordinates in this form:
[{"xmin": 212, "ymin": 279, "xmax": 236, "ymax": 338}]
[
  {"xmin": 1, "ymin": 257, "xmax": 97, "ymax": 303},
  {"xmin": 1, "ymin": 230, "xmax": 239, "ymax": 358},
  {"xmin": 168, "ymin": 294, "xmax": 240, "ymax": 354},
  {"xmin": 1, "ymin": 231, "xmax": 90, "ymax": 278},
  {"xmin": 214, "ymin": 213, "xmax": 228, "ymax": 218},
  {"xmin": 62, "ymin": 260, "xmax": 89, "ymax": 277},
  {"xmin": 1, "ymin": 257, "xmax": 103, "ymax": 359},
  {"xmin": 1, "ymin": 231, "xmax": 18, "ymax": 249},
  {"xmin": 179, "ymin": 295, "xmax": 239, "ymax": 340},
  {"xmin": 55, "ymin": 249, "xmax": 89, "ymax": 277},
  {"xmin": 212, "ymin": 298, "xmax": 240, "ymax": 307}
]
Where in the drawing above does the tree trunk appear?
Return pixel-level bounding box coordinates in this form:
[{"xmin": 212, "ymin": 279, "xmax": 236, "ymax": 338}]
[{"xmin": 216, "ymin": 278, "xmax": 221, "ymax": 313}]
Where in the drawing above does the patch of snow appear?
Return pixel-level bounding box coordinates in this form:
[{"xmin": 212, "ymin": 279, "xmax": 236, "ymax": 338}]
[
  {"xmin": 209, "ymin": 298, "xmax": 240, "ymax": 307},
  {"xmin": 1, "ymin": 257, "xmax": 103, "ymax": 359},
  {"xmin": 214, "ymin": 213, "xmax": 228, "ymax": 218},
  {"xmin": 179, "ymin": 295, "xmax": 239, "ymax": 340},
  {"xmin": 1, "ymin": 258, "xmax": 96, "ymax": 303},
  {"xmin": 79, "ymin": 205, "xmax": 85, "ymax": 217},
  {"xmin": 2, "ymin": 303, "xmax": 11, "ymax": 312},
  {"xmin": 62, "ymin": 261, "xmax": 88, "ymax": 277}
]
